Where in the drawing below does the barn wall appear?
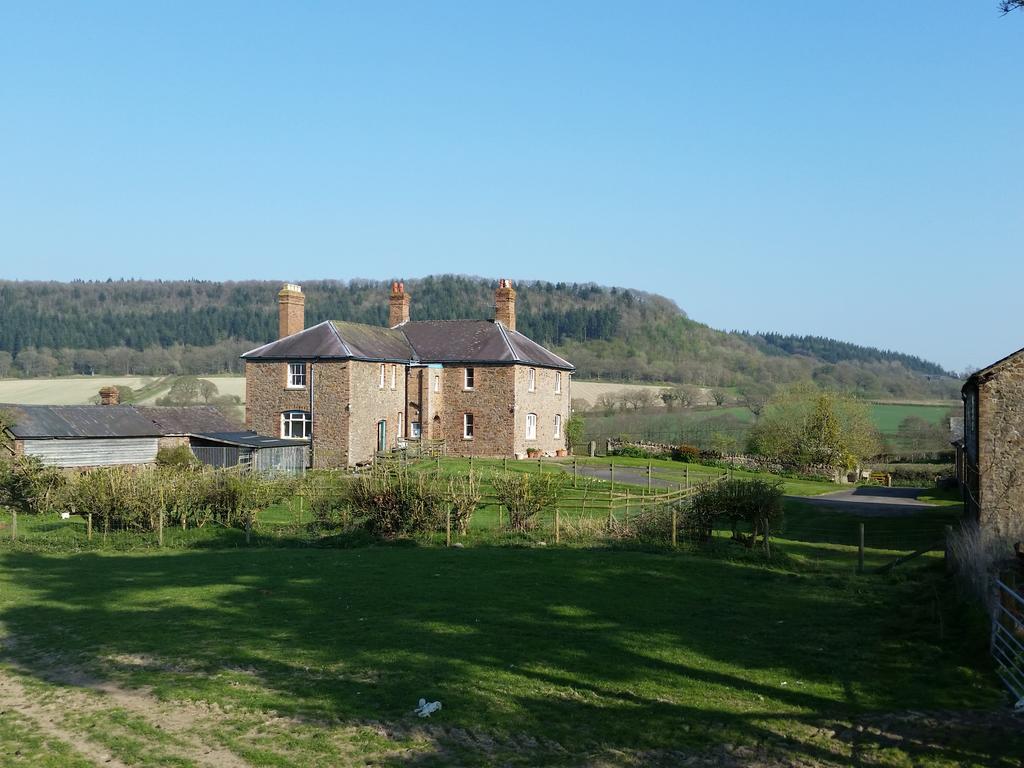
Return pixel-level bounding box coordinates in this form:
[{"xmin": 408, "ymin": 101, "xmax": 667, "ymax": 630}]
[{"xmin": 22, "ymin": 438, "xmax": 159, "ymax": 467}]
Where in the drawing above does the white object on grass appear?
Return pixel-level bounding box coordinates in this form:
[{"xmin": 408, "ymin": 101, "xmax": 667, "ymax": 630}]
[
  {"xmin": 60, "ymin": 512, "xmax": 71, "ymax": 520},
  {"xmin": 415, "ymin": 698, "xmax": 442, "ymax": 717}
]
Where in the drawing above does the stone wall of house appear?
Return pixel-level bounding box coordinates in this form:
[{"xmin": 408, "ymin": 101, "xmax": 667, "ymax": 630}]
[
  {"xmin": 310, "ymin": 362, "xmax": 351, "ymax": 468},
  {"xmin": 440, "ymin": 364, "xmax": 516, "ymax": 457},
  {"xmin": 512, "ymin": 366, "xmax": 571, "ymax": 458},
  {"xmin": 347, "ymin": 361, "xmax": 408, "ymax": 465},
  {"xmin": 245, "ymin": 361, "xmax": 312, "ymax": 436},
  {"xmin": 245, "ymin": 360, "xmax": 352, "ymax": 469},
  {"xmin": 977, "ymin": 356, "xmax": 1024, "ymax": 535}
]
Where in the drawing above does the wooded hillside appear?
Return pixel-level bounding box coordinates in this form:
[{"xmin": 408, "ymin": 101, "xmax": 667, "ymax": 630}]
[{"xmin": 0, "ymin": 277, "xmax": 961, "ymax": 399}]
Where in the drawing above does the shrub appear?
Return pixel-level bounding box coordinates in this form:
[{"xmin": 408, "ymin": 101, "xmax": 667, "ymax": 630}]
[
  {"xmin": 688, "ymin": 478, "xmax": 785, "ymax": 554},
  {"xmin": 0, "ymin": 455, "xmax": 66, "ymax": 515},
  {"xmin": 156, "ymin": 444, "xmax": 200, "ymax": 469},
  {"xmin": 492, "ymin": 471, "xmax": 563, "ymax": 531},
  {"xmin": 301, "ymin": 471, "xmax": 352, "ymax": 528},
  {"xmin": 671, "ymin": 444, "xmax": 701, "ymax": 463},
  {"xmin": 447, "ymin": 471, "xmax": 482, "ymax": 535},
  {"xmin": 949, "ymin": 520, "xmax": 1024, "ymax": 609},
  {"xmin": 349, "ymin": 466, "xmax": 446, "ymax": 537}
]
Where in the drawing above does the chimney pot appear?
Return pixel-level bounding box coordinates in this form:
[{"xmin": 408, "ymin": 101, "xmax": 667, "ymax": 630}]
[
  {"xmin": 494, "ymin": 278, "xmax": 516, "ymax": 332},
  {"xmin": 278, "ymin": 283, "xmax": 305, "ymax": 338},
  {"xmin": 99, "ymin": 386, "xmax": 120, "ymax": 406},
  {"xmin": 388, "ymin": 280, "xmax": 411, "ymax": 327}
]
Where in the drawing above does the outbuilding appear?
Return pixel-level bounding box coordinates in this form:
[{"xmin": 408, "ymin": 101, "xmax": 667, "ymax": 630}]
[{"xmin": 188, "ymin": 431, "xmax": 309, "ymax": 474}]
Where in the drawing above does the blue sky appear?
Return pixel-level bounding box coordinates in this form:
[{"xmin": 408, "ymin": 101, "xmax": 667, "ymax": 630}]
[{"xmin": 1, "ymin": 2, "xmax": 1020, "ymax": 372}]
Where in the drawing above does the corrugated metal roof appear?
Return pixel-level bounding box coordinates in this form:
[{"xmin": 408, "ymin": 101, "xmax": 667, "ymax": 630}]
[
  {"xmin": 134, "ymin": 406, "xmax": 241, "ymax": 435},
  {"xmin": 241, "ymin": 318, "xmax": 575, "ymax": 371},
  {"xmin": 191, "ymin": 431, "xmax": 311, "ymax": 448},
  {"xmin": 0, "ymin": 404, "xmax": 163, "ymax": 438}
]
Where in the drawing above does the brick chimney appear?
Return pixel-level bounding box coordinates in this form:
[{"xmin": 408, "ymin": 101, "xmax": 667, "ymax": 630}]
[
  {"xmin": 99, "ymin": 386, "xmax": 120, "ymax": 406},
  {"xmin": 278, "ymin": 283, "xmax": 305, "ymax": 338},
  {"xmin": 389, "ymin": 281, "xmax": 411, "ymax": 327},
  {"xmin": 494, "ymin": 278, "xmax": 516, "ymax": 332}
]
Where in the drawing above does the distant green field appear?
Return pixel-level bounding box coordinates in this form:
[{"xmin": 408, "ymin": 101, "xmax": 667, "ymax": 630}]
[
  {"xmin": 867, "ymin": 402, "xmax": 954, "ymax": 433},
  {"xmin": 582, "ymin": 401, "xmax": 958, "ymax": 451}
]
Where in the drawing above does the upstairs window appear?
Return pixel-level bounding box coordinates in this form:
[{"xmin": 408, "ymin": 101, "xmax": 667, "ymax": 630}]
[
  {"xmin": 463, "ymin": 413, "xmax": 474, "ymax": 439},
  {"xmin": 379, "ymin": 364, "xmax": 386, "ymax": 389},
  {"xmin": 528, "ymin": 368, "xmax": 536, "ymax": 392},
  {"xmin": 281, "ymin": 410, "xmax": 311, "ymax": 440},
  {"xmin": 554, "ymin": 371, "xmax": 561, "ymax": 394},
  {"xmin": 554, "ymin": 413, "xmax": 562, "ymax": 438},
  {"xmin": 464, "ymin": 367, "xmax": 475, "ymax": 390},
  {"xmin": 526, "ymin": 412, "xmax": 537, "ymax": 440},
  {"xmin": 391, "ymin": 364, "xmax": 397, "ymax": 390},
  {"xmin": 433, "ymin": 374, "xmax": 440, "ymax": 393},
  {"xmin": 288, "ymin": 362, "xmax": 307, "ymax": 389}
]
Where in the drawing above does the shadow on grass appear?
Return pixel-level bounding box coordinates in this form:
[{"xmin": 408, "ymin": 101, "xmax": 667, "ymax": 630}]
[{"xmin": 0, "ymin": 546, "xmax": 1016, "ymax": 766}]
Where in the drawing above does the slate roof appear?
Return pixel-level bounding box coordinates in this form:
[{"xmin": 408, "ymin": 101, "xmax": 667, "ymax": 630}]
[
  {"xmin": 964, "ymin": 345, "xmax": 1024, "ymax": 392},
  {"xmin": 242, "ymin": 319, "xmax": 574, "ymax": 371},
  {"xmin": 0, "ymin": 404, "xmax": 163, "ymax": 439},
  {"xmin": 134, "ymin": 406, "xmax": 241, "ymax": 435},
  {"xmin": 0, "ymin": 404, "xmax": 241, "ymax": 440}
]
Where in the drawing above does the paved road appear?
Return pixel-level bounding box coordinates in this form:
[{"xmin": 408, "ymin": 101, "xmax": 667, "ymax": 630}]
[
  {"xmin": 790, "ymin": 487, "xmax": 938, "ymax": 517},
  {"xmin": 571, "ymin": 464, "xmax": 941, "ymax": 517}
]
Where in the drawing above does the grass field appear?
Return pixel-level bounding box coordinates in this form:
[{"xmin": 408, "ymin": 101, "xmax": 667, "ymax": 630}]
[
  {"xmin": 0, "ymin": 455, "xmax": 1016, "ymax": 766},
  {"xmin": 0, "ymin": 538, "xmax": 1016, "ymax": 766}
]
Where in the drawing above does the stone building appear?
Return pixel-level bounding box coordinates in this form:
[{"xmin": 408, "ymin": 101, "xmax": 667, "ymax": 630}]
[
  {"xmin": 961, "ymin": 347, "xmax": 1024, "ymax": 534},
  {"xmin": 242, "ymin": 281, "xmax": 574, "ymax": 468}
]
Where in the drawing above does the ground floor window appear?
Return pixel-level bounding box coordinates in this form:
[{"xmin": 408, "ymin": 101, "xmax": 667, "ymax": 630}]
[
  {"xmin": 463, "ymin": 413, "xmax": 474, "ymax": 439},
  {"xmin": 554, "ymin": 413, "xmax": 561, "ymax": 438},
  {"xmin": 526, "ymin": 412, "xmax": 537, "ymax": 440},
  {"xmin": 410, "ymin": 421, "xmax": 422, "ymax": 438},
  {"xmin": 281, "ymin": 410, "xmax": 311, "ymax": 440}
]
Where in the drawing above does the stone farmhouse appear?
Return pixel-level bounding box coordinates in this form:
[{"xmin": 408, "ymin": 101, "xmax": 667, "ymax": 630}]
[
  {"xmin": 242, "ymin": 280, "xmax": 575, "ymax": 468},
  {"xmin": 959, "ymin": 346, "xmax": 1024, "ymax": 534}
]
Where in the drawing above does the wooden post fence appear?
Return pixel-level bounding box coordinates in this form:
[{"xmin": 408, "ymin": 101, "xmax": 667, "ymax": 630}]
[
  {"xmin": 647, "ymin": 461, "xmax": 652, "ymax": 492},
  {"xmin": 158, "ymin": 509, "xmax": 164, "ymax": 548},
  {"xmin": 685, "ymin": 467, "xmax": 690, "ymax": 489},
  {"xmin": 555, "ymin": 508, "xmax": 560, "ymax": 544},
  {"xmin": 87, "ymin": 513, "xmax": 92, "ymax": 541},
  {"xmin": 446, "ymin": 509, "xmax": 452, "ymax": 547},
  {"xmin": 671, "ymin": 508, "xmax": 677, "ymax": 548},
  {"xmin": 573, "ymin": 458, "xmax": 578, "ymax": 488},
  {"xmin": 857, "ymin": 523, "xmax": 865, "ymax": 573},
  {"xmin": 10, "ymin": 510, "xmax": 16, "ymax": 541}
]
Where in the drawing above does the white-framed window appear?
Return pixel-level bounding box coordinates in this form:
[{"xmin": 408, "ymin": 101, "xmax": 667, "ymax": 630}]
[
  {"xmin": 287, "ymin": 362, "xmax": 307, "ymax": 389},
  {"xmin": 433, "ymin": 374, "xmax": 440, "ymax": 393},
  {"xmin": 526, "ymin": 412, "xmax": 537, "ymax": 440},
  {"xmin": 410, "ymin": 421, "xmax": 422, "ymax": 438},
  {"xmin": 391, "ymin": 364, "xmax": 397, "ymax": 390},
  {"xmin": 464, "ymin": 367, "xmax": 475, "ymax": 390},
  {"xmin": 379, "ymin": 364, "xmax": 386, "ymax": 389},
  {"xmin": 554, "ymin": 371, "xmax": 561, "ymax": 394},
  {"xmin": 281, "ymin": 410, "xmax": 311, "ymax": 440},
  {"xmin": 554, "ymin": 413, "xmax": 561, "ymax": 438},
  {"xmin": 463, "ymin": 412, "xmax": 474, "ymax": 439},
  {"xmin": 528, "ymin": 368, "xmax": 536, "ymax": 392},
  {"xmin": 398, "ymin": 411, "xmax": 404, "ymax": 437}
]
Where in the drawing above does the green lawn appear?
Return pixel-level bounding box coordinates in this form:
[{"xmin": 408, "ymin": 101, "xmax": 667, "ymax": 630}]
[{"xmin": 0, "ymin": 539, "xmax": 1015, "ymax": 767}]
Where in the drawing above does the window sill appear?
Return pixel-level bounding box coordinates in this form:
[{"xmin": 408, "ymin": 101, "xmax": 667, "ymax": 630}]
[{"xmin": 285, "ymin": 386, "xmax": 306, "ymax": 391}]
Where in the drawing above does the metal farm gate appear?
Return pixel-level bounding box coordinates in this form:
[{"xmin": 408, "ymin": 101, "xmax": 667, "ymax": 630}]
[{"xmin": 992, "ymin": 578, "xmax": 1024, "ymax": 707}]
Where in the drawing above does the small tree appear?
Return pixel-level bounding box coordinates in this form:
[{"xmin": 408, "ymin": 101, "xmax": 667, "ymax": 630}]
[
  {"xmin": 492, "ymin": 471, "xmax": 563, "ymax": 532},
  {"xmin": 447, "ymin": 471, "xmax": 482, "ymax": 535},
  {"xmin": 197, "ymin": 379, "xmax": 220, "ymax": 404},
  {"xmin": 711, "ymin": 389, "xmax": 727, "ymax": 406},
  {"xmin": 565, "ymin": 414, "xmax": 585, "ymax": 453}
]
